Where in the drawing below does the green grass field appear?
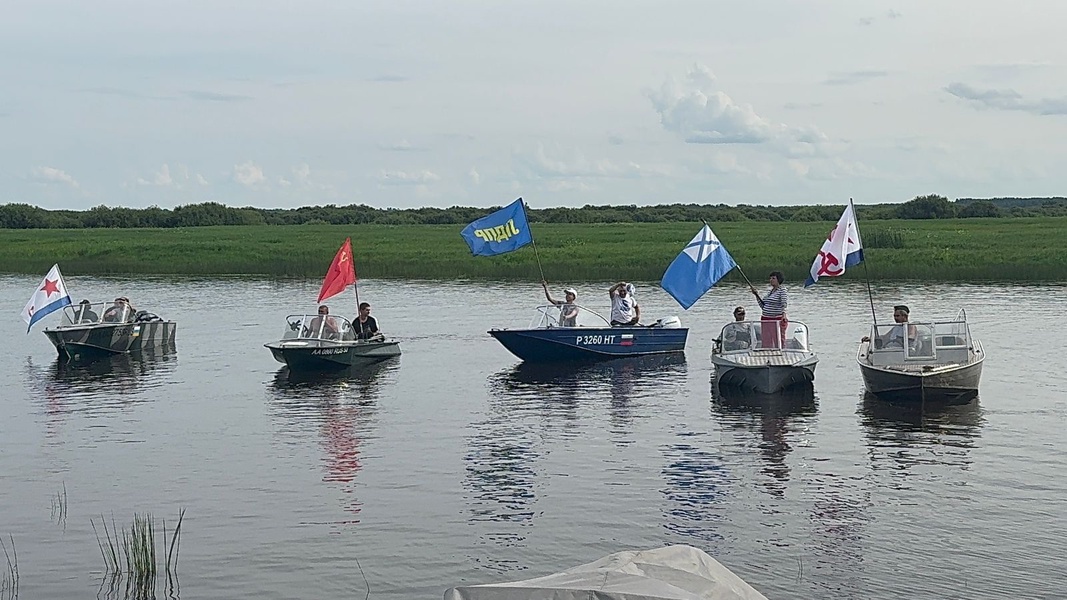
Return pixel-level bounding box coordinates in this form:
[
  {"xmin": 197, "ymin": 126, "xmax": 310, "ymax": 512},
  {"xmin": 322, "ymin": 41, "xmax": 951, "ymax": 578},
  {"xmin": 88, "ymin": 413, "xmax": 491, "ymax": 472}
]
[{"xmin": 1, "ymin": 217, "xmax": 1065, "ymax": 282}]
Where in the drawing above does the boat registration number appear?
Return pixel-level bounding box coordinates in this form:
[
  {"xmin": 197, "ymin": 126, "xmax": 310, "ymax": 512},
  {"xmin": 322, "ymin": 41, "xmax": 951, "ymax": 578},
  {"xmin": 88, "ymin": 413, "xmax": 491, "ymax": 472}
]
[
  {"xmin": 311, "ymin": 348, "xmax": 347, "ymax": 355},
  {"xmin": 576, "ymin": 335, "xmax": 616, "ymax": 345}
]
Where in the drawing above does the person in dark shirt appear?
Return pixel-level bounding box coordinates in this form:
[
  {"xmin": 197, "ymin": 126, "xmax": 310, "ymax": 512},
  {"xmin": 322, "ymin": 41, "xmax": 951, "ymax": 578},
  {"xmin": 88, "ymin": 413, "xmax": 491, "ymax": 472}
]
[
  {"xmin": 74, "ymin": 299, "xmax": 99, "ymax": 324},
  {"xmin": 354, "ymin": 302, "xmax": 382, "ymax": 340}
]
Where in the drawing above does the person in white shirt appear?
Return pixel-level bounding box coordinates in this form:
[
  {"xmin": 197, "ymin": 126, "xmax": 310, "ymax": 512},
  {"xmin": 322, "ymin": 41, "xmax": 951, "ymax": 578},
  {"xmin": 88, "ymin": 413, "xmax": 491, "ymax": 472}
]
[{"xmin": 608, "ymin": 282, "xmax": 640, "ymax": 327}]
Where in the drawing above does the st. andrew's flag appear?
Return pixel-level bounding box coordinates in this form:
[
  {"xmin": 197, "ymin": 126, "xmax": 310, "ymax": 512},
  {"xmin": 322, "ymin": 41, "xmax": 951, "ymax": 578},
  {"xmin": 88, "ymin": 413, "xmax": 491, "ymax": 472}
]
[
  {"xmin": 804, "ymin": 200, "xmax": 864, "ymax": 287},
  {"xmin": 460, "ymin": 198, "xmax": 533, "ymax": 257},
  {"xmin": 661, "ymin": 224, "xmax": 737, "ymax": 310},
  {"xmin": 22, "ymin": 264, "xmax": 72, "ymax": 332}
]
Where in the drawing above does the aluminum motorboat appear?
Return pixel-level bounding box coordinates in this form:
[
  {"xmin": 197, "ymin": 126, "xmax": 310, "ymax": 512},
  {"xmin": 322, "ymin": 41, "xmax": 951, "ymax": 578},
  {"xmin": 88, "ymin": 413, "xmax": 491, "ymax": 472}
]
[
  {"xmin": 711, "ymin": 320, "xmax": 818, "ymax": 393},
  {"xmin": 265, "ymin": 313, "xmax": 401, "ymax": 370},
  {"xmin": 43, "ymin": 300, "xmax": 176, "ymax": 361}
]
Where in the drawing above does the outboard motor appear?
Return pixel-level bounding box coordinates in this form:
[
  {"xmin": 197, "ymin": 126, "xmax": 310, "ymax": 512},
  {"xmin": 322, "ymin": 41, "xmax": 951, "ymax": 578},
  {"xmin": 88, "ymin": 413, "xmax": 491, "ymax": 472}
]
[{"xmin": 652, "ymin": 316, "xmax": 682, "ymax": 328}]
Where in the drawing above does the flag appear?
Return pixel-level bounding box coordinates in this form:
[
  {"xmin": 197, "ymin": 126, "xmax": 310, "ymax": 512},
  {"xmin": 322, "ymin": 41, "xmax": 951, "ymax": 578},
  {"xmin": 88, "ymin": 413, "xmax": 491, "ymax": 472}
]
[
  {"xmin": 660, "ymin": 224, "xmax": 737, "ymax": 310},
  {"xmin": 460, "ymin": 198, "xmax": 533, "ymax": 257},
  {"xmin": 317, "ymin": 238, "xmax": 357, "ymax": 302},
  {"xmin": 805, "ymin": 200, "xmax": 864, "ymax": 287},
  {"xmin": 22, "ymin": 264, "xmax": 72, "ymax": 332}
]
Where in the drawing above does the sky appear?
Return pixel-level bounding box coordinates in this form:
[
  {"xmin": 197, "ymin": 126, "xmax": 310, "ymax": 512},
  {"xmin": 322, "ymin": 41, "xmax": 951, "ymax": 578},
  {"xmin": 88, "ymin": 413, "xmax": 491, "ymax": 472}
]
[{"xmin": 4, "ymin": 0, "xmax": 1067, "ymax": 210}]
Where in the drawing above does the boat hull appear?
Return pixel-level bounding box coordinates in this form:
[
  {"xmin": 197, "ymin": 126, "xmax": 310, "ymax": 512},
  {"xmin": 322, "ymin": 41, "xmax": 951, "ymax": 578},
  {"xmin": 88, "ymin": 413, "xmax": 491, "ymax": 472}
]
[
  {"xmin": 711, "ymin": 351, "xmax": 818, "ymax": 394},
  {"xmin": 488, "ymin": 326, "xmax": 688, "ymax": 363},
  {"xmin": 265, "ymin": 339, "xmax": 402, "ymax": 371},
  {"xmin": 858, "ymin": 358, "xmax": 983, "ymax": 402},
  {"xmin": 43, "ymin": 321, "xmax": 177, "ymax": 361}
]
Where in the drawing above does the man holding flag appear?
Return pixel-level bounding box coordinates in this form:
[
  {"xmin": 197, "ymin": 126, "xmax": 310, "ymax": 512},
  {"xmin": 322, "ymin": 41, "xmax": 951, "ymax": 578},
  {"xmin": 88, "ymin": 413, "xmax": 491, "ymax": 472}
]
[
  {"xmin": 805, "ymin": 200, "xmax": 864, "ymax": 287},
  {"xmin": 22, "ymin": 264, "xmax": 73, "ymax": 332},
  {"xmin": 660, "ymin": 223, "xmax": 738, "ymax": 310}
]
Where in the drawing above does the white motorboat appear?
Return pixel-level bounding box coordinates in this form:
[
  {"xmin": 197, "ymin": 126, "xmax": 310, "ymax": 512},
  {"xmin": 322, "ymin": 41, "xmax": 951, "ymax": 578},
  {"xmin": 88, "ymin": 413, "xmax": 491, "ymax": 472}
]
[
  {"xmin": 711, "ymin": 320, "xmax": 818, "ymax": 393},
  {"xmin": 857, "ymin": 308, "xmax": 984, "ymax": 402}
]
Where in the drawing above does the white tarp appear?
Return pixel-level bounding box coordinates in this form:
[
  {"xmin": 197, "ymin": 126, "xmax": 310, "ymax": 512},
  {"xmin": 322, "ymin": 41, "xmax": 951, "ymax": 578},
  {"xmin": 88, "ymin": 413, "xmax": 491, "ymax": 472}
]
[{"xmin": 444, "ymin": 545, "xmax": 770, "ymax": 600}]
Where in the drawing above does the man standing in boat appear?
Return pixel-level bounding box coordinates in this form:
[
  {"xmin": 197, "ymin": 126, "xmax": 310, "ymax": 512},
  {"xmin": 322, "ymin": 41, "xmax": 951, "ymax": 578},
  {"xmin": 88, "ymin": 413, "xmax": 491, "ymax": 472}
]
[
  {"xmin": 609, "ymin": 282, "xmax": 640, "ymax": 327},
  {"xmin": 542, "ymin": 281, "xmax": 580, "ymax": 327}
]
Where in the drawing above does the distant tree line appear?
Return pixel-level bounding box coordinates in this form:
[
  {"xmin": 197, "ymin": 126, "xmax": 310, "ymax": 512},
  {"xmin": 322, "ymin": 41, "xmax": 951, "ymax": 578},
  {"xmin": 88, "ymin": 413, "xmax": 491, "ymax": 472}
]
[{"xmin": 1, "ymin": 195, "xmax": 1065, "ymax": 229}]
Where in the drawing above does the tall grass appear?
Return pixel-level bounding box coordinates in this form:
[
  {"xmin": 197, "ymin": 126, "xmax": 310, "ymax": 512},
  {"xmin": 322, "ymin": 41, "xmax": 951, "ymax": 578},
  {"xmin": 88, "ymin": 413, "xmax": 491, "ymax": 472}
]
[
  {"xmin": 1, "ymin": 217, "xmax": 1065, "ymax": 281},
  {"xmin": 91, "ymin": 510, "xmax": 185, "ymax": 600},
  {"xmin": 50, "ymin": 483, "xmax": 67, "ymax": 527},
  {"xmin": 0, "ymin": 535, "xmax": 16, "ymax": 600}
]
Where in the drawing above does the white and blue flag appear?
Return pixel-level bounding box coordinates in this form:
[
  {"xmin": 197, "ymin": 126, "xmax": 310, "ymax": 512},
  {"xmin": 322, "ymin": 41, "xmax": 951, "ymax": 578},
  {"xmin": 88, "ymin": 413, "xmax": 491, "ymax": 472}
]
[
  {"xmin": 22, "ymin": 264, "xmax": 72, "ymax": 332},
  {"xmin": 661, "ymin": 224, "xmax": 737, "ymax": 310}
]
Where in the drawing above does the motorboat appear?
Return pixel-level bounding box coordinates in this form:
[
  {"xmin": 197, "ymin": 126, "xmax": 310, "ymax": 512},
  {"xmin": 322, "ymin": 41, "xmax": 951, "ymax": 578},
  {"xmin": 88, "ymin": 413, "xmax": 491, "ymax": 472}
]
[
  {"xmin": 444, "ymin": 544, "xmax": 768, "ymax": 600},
  {"xmin": 42, "ymin": 301, "xmax": 176, "ymax": 361},
  {"xmin": 488, "ymin": 304, "xmax": 687, "ymax": 363},
  {"xmin": 857, "ymin": 308, "xmax": 984, "ymax": 401},
  {"xmin": 711, "ymin": 320, "xmax": 818, "ymax": 393},
  {"xmin": 264, "ymin": 313, "xmax": 401, "ymax": 371}
]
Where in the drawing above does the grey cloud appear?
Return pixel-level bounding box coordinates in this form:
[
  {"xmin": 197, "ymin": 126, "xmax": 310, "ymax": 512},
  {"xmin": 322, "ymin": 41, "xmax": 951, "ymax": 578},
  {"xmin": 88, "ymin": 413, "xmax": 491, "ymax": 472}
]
[
  {"xmin": 184, "ymin": 90, "xmax": 253, "ymax": 102},
  {"xmin": 783, "ymin": 101, "xmax": 823, "ymax": 110},
  {"xmin": 823, "ymin": 70, "xmax": 889, "ymax": 86},
  {"xmin": 858, "ymin": 17, "xmax": 875, "ymax": 26},
  {"xmin": 378, "ymin": 140, "xmax": 428, "ymax": 152},
  {"xmin": 945, "ymin": 82, "xmax": 1067, "ymax": 115},
  {"xmin": 886, "ymin": 9, "xmax": 903, "ymax": 19},
  {"xmin": 972, "ymin": 61, "xmax": 1052, "ymax": 79}
]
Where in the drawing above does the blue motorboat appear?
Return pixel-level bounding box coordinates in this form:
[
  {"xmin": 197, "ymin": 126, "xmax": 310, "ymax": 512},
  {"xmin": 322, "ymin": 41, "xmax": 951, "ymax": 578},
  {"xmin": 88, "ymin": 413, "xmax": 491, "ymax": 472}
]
[{"xmin": 489, "ymin": 304, "xmax": 688, "ymax": 362}]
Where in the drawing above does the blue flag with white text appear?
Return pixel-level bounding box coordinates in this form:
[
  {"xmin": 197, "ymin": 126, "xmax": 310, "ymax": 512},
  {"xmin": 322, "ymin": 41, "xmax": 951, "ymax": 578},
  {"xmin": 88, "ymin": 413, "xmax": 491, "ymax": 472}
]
[
  {"xmin": 460, "ymin": 198, "xmax": 534, "ymax": 257},
  {"xmin": 661, "ymin": 224, "xmax": 737, "ymax": 310}
]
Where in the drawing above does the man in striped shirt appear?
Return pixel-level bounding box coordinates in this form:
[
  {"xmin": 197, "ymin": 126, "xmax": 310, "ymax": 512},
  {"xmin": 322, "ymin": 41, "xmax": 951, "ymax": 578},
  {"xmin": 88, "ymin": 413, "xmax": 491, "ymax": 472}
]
[{"xmin": 750, "ymin": 271, "xmax": 788, "ymax": 349}]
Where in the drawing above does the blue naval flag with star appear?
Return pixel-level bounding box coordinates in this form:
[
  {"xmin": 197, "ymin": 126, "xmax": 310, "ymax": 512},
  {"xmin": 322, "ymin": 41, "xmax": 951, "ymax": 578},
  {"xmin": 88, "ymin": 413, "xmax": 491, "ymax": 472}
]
[
  {"xmin": 460, "ymin": 198, "xmax": 534, "ymax": 257},
  {"xmin": 660, "ymin": 224, "xmax": 737, "ymax": 310}
]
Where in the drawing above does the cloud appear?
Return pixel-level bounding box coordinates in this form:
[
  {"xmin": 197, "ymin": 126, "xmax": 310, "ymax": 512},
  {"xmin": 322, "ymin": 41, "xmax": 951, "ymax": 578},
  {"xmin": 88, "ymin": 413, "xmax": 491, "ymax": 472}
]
[
  {"xmin": 648, "ymin": 64, "xmax": 827, "ymax": 148},
  {"xmin": 135, "ymin": 164, "xmax": 209, "ymax": 188},
  {"xmin": 233, "ymin": 160, "xmax": 266, "ymax": 187},
  {"xmin": 972, "ymin": 61, "xmax": 1053, "ymax": 80},
  {"xmin": 469, "ymin": 167, "xmax": 481, "ymax": 185},
  {"xmin": 30, "ymin": 166, "xmax": 80, "ymax": 188},
  {"xmin": 196, "ymin": 174, "xmax": 209, "ymax": 186},
  {"xmin": 886, "ymin": 9, "xmax": 903, "ymax": 19},
  {"xmin": 378, "ymin": 139, "xmax": 427, "ymax": 152},
  {"xmin": 782, "ymin": 101, "xmax": 823, "ymax": 110},
  {"xmin": 607, "ymin": 134, "xmax": 625, "ymax": 145},
  {"xmin": 823, "ymin": 70, "xmax": 889, "ymax": 86},
  {"xmin": 945, "ymin": 82, "xmax": 1067, "ymax": 115},
  {"xmin": 377, "ymin": 170, "xmax": 440, "ymax": 185},
  {"xmin": 184, "ymin": 90, "xmax": 253, "ymax": 102},
  {"xmin": 858, "ymin": 17, "xmax": 875, "ymax": 26},
  {"xmin": 368, "ymin": 74, "xmax": 408, "ymax": 83},
  {"xmin": 137, "ymin": 164, "xmax": 174, "ymax": 186}
]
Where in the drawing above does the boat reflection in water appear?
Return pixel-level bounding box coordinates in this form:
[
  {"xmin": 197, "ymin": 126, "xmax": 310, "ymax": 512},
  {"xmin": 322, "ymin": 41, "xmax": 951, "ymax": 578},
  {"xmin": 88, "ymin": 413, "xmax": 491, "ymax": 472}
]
[
  {"xmin": 266, "ymin": 358, "xmax": 399, "ymax": 528},
  {"xmin": 711, "ymin": 382, "xmax": 818, "ymax": 498},
  {"xmin": 860, "ymin": 391, "xmax": 984, "ymax": 471}
]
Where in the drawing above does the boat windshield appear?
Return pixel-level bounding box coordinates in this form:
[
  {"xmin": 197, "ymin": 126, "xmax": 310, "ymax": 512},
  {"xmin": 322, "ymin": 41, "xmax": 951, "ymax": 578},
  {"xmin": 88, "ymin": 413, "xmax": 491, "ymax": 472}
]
[
  {"xmin": 282, "ymin": 314, "xmax": 357, "ymax": 341},
  {"xmin": 718, "ymin": 320, "xmax": 810, "ymax": 352},
  {"xmin": 528, "ymin": 304, "xmax": 610, "ymax": 329},
  {"xmin": 60, "ymin": 302, "xmax": 131, "ymax": 326},
  {"xmin": 867, "ymin": 315, "xmax": 972, "ymax": 361}
]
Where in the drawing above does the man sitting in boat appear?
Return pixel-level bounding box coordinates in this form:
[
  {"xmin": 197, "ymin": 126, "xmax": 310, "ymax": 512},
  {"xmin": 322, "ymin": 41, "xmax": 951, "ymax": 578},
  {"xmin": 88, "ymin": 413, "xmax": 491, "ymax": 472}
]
[
  {"xmin": 354, "ymin": 302, "xmax": 383, "ymax": 341},
  {"xmin": 74, "ymin": 299, "xmax": 99, "ymax": 324},
  {"xmin": 863, "ymin": 304, "xmax": 918, "ymax": 349},
  {"xmin": 722, "ymin": 306, "xmax": 756, "ymax": 351},
  {"xmin": 101, "ymin": 297, "xmax": 134, "ymax": 323},
  {"xmin": 609, "ymin": 282, "xmax": 640, "ymax": 327},
  {"xmin": 542, "ymin": 281, "xmax": 579, "ymax": 327},
  {"xmin": 307, "ymin": 305, "xmax": 340, "ymax": 340}
]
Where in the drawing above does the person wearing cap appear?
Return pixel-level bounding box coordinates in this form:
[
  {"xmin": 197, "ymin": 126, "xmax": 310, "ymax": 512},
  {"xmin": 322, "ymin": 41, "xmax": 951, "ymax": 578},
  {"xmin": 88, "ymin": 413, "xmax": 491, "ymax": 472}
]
[
  {"xmin": 542, "ymin": 281, "xmax": 580, "ymax": 327},
  {"xmin": 608, "ymin": 282, "xmax": 640, "ymax": 327},
  {"xmin": 74, "ymin": 299, "xmax": 99, "ymax": 324},
  {"xmin": 721, "ymin": 306, "xmax": 755, "ymax": 351},
  {"xmin": 102, "ymin": 297, "xmax": 134, "ymax": 323},
  {"xmin": 862, "ymin": 304, "xmax": 918, "ymax": 349}
]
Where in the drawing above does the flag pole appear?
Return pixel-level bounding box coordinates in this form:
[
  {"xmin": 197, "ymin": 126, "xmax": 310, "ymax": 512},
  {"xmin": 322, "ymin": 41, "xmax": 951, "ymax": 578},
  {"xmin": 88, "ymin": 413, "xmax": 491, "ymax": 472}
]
[
  {"xmin": 852, "ymin": 198, "xmax": 878, "ymax": 327},
  {"xmin": 523, "ymin": 199, "xmax": 547, "ymax": 283}
]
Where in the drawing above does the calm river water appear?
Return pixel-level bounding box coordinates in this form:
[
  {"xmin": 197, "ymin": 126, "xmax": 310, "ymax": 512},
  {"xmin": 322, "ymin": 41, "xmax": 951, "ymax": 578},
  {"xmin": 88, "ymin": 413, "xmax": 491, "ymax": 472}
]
[{"xmin": 1, "ymin": 276, "xmax": 1065, "ymax": 599}]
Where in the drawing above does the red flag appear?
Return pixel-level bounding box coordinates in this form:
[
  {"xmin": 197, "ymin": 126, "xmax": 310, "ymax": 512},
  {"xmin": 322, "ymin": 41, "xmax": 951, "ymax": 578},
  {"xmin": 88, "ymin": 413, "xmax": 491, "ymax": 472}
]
[{"xmin": 317, "ymin": 238, "xmax": 357, "ymax": 302}]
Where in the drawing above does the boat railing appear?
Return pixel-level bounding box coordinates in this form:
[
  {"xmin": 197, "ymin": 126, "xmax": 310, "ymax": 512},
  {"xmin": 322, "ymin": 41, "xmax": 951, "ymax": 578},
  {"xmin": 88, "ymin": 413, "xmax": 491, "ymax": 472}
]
[
  {"xmin": 282, "ymin": 314, "xmax": 357, "ymax": 341},
  {"xmin": 867, "ymin": 317, "xmax": 973, "ymax": 364},
  {"xmin": 529, "ymin": 304, "xmax": 611, "ymax": 329},
  {"xmin": 60, "ymin": 301, "xmax": 132, "ymax": 326},
  {"xmin": 717, "ymin": 320, "xmax": 810, "ymax": 352}
]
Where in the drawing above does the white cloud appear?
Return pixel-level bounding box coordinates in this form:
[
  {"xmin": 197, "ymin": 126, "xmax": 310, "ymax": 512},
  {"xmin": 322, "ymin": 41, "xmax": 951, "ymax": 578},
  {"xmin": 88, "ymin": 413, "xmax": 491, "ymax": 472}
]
[
  {"xmin": 469, "ymin": 167, "xmax": 481, "ymax": 185},
  {"xmin": 137, "ymin": 164, "xmax": 174, "ymax": 186},
  {"xmin": 292, "ymin": 163, "xmax": 310, "ymax": 182},
  {"xmin": 647, "ymin": 64, "xmax": 827, "ymax": 150},
  {"xmin": 30, "ymin": 166, "xmax": 79, "ymax": 188},
  {"xmin": 377, "ymin": 170, "xmax": 440, "ymax": 185},
  {"xmin": 945, "ymin": 82, "xmax": 1067, "ymax": 116},
  {"xmin": 196, "ymin": 174, "xmax": 209, "ymax": 186},
  {"xmin": 378, "ymin": 139, "xmax": 427, "ymax": 152},
  {"xmin": 233, "ymin": 160, "xmax": 266, "ymax": 187},
  {"xmin": 278, "ymin": 177, "xmax": 292, "ymax": 187}
]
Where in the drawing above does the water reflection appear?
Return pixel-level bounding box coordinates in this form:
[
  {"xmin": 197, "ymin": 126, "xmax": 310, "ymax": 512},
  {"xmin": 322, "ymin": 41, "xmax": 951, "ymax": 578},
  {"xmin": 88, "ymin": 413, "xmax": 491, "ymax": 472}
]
[
  {"xmin": 266, "ymin": 358, "xmax": 398, "ymax": 526},
  {"xmin": 22, "ymin": 346, "xmax": 178, "ymax": 438},
  {"xmin": 660, "ymin": 432, "xmax": 730, "ymax": 546},
  {"xmin": 711, "ymin": 383, "xmax": 817, "ymax": 497},
  {"xmin": 860, "ymin": 393, "xmax": 984, "ymax": 472}
]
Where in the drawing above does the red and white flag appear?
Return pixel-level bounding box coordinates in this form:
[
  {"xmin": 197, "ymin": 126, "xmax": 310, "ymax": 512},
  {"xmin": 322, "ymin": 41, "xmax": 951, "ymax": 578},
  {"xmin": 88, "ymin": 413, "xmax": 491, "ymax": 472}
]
[
  {"xmin": 317, "ymin": 238, "xmax": 357, "ymax": 302},
  {"xmin": 805, "ymin": 200, "xmax": 864, "ymax": 287},
  {"xmin": 22, "ymin": 264, "xmax": 72, "ymax": 332}
]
